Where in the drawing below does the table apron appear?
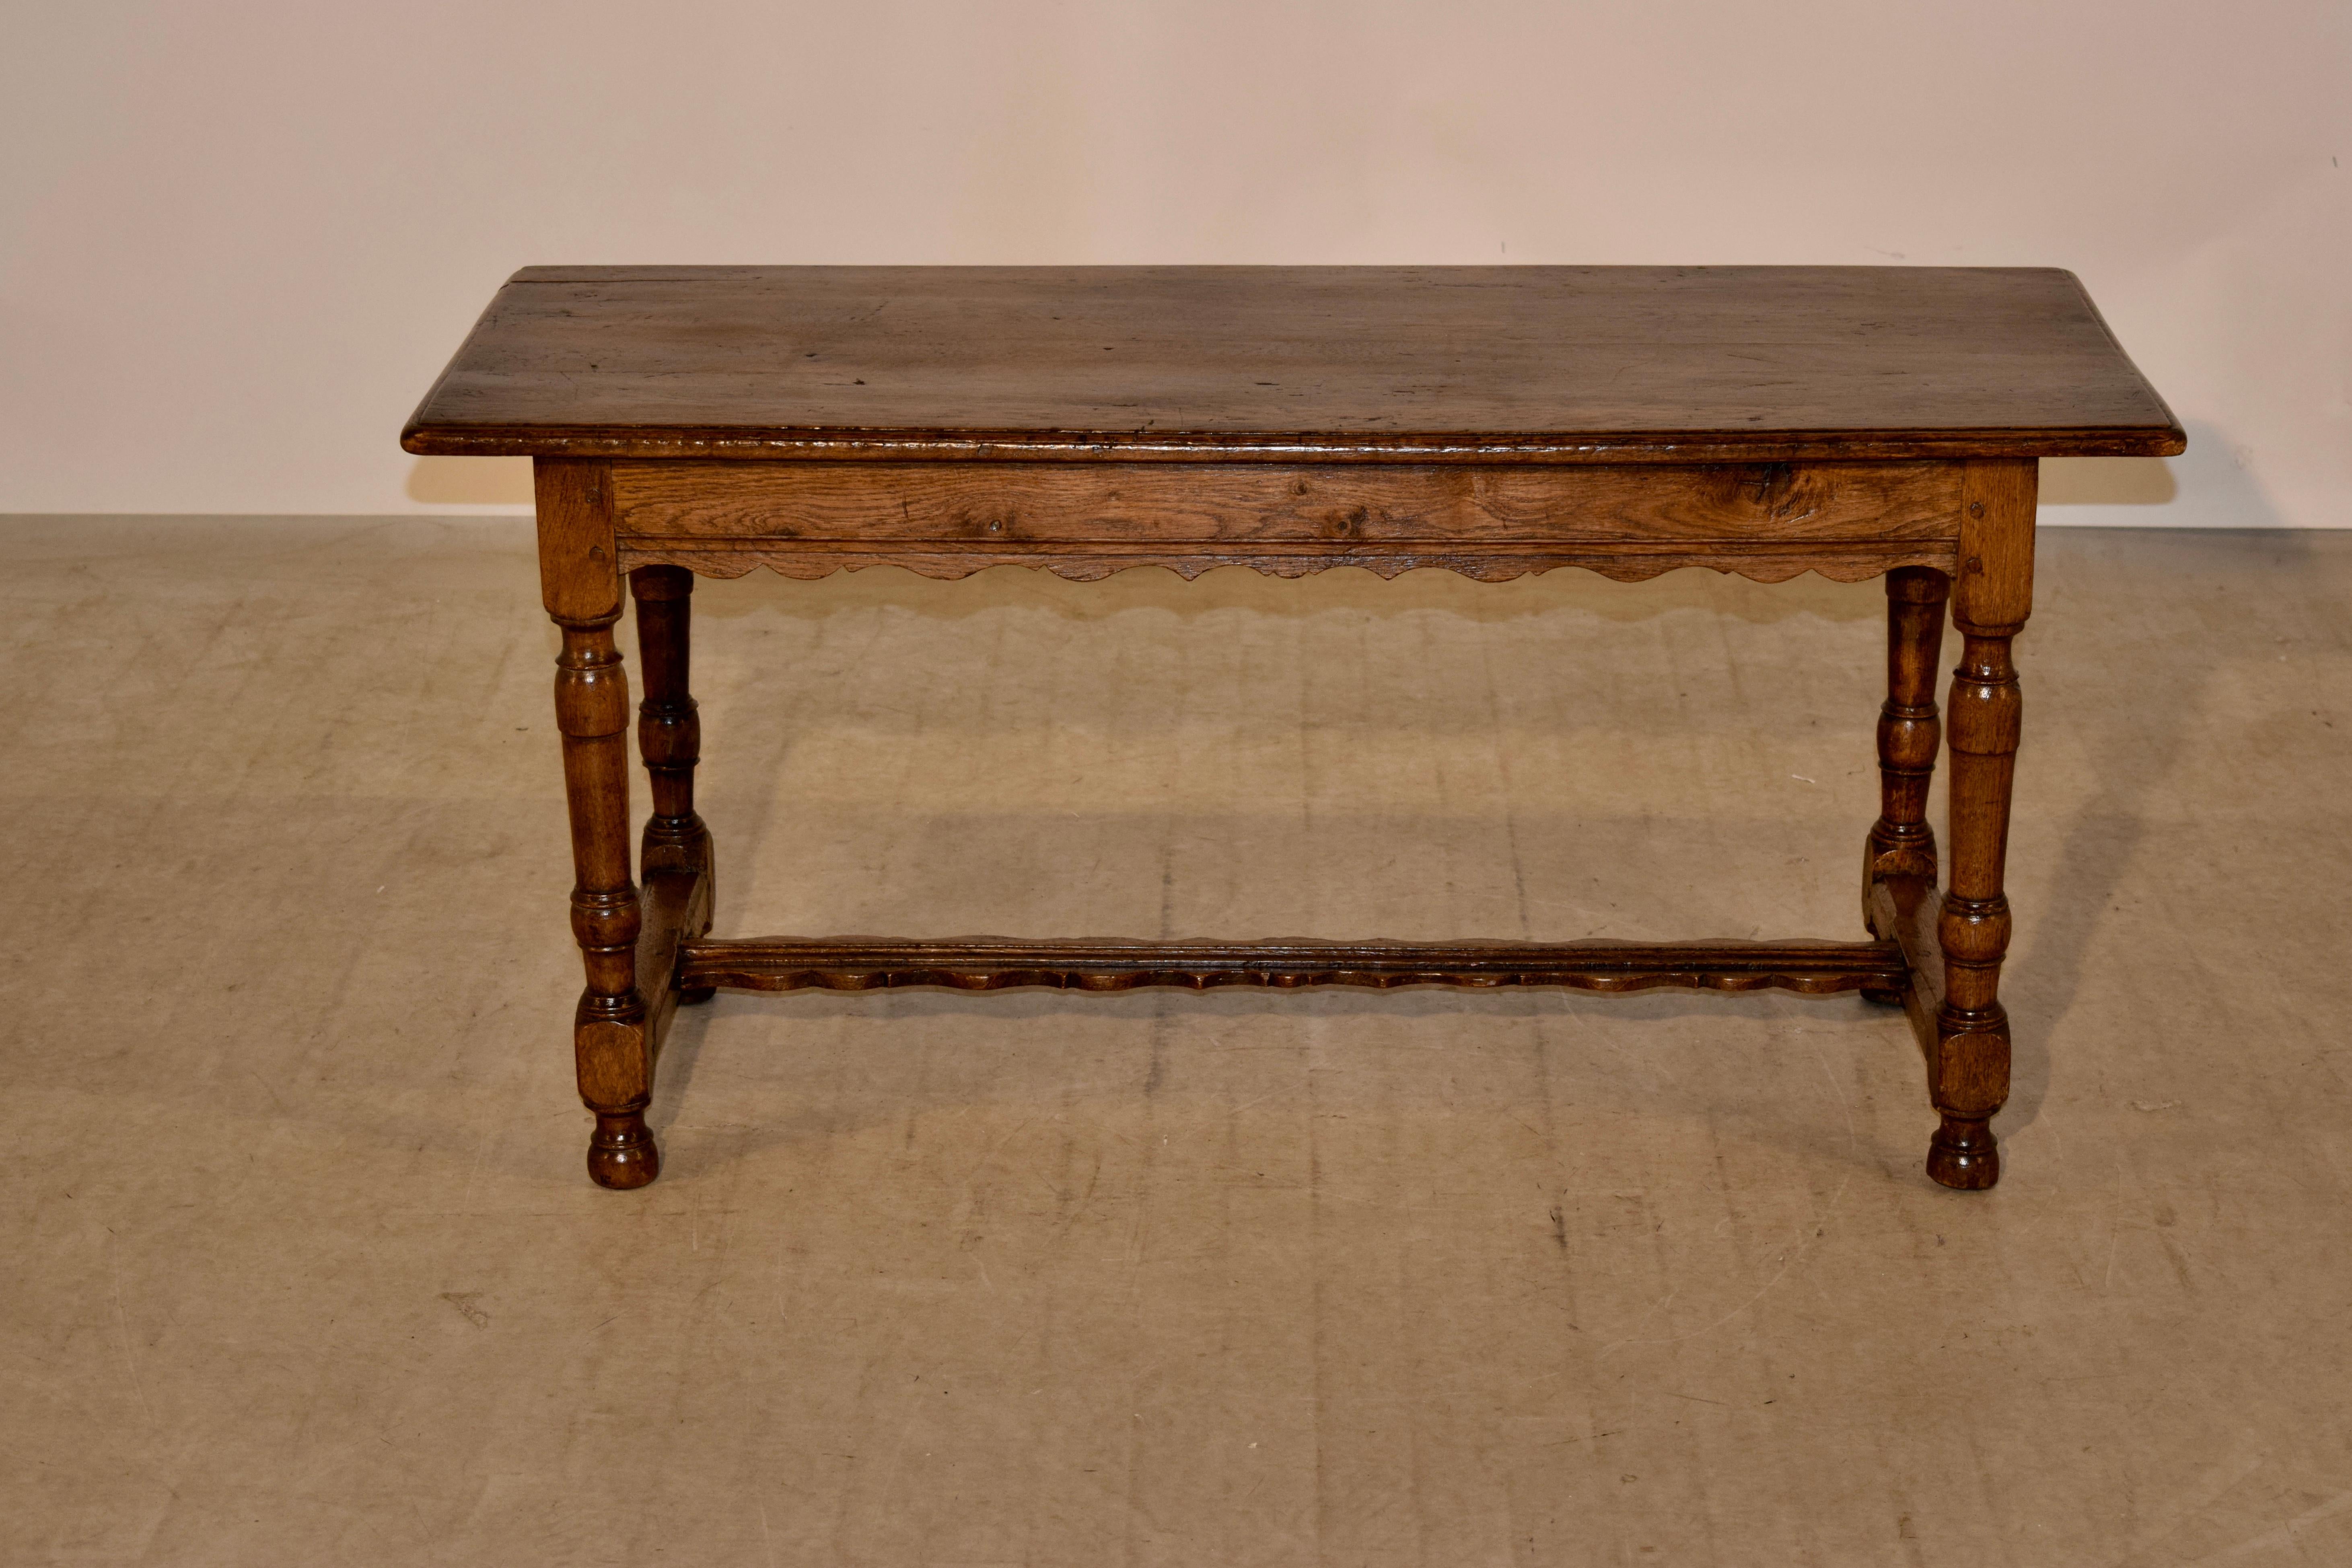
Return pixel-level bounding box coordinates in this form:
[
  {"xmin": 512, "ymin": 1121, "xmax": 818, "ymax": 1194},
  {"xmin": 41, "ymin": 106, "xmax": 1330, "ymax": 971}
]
[{"xmin": 606, "ymin": 459, "xmax": 1966, "ymax": 582}]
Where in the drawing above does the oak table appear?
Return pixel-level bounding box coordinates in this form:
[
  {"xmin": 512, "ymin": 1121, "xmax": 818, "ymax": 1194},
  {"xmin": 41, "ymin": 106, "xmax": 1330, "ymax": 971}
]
[{"xmin": 403, "ymin": 265, "xmax": 2182, "ymax": 1192}]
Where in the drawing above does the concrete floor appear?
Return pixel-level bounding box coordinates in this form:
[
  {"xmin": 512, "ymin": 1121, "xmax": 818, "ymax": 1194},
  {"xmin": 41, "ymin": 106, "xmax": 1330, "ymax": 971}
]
[{"xmin": 6, "ymin": 517, "xmax": 2351, "ymax": 1566}]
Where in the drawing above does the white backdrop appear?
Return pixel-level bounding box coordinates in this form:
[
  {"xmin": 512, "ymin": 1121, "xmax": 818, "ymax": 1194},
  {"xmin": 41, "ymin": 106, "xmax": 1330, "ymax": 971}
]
[{"xmin": 3, "ymin": 1, "xmax": 2344, "ymax": 527}]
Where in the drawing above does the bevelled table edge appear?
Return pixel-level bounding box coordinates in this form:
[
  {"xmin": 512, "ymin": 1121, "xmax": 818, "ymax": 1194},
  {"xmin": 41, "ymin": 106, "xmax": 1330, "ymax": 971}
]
[{"xmin": 401, "ymin": 423, "xmax": 2188, "ymax": 463}]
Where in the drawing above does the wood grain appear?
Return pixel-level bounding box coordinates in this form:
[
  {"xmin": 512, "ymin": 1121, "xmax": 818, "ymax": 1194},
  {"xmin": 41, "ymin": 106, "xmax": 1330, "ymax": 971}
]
[
  {"xmin": 612, "ymin": 459, "xmax": 1961, "ymax": 541},
  {"xmin": 616, "ymin": 541, "xmax": 1959, "ymax": 586},
  {"xmin": 451, "ymin": 277, "xmax": 2149, "ymax": 1191},
  {"xmin": 636, "ymin": 866, "xmax": 709, "ymax": 1067},
  {"xmin": 1924, "ymin": 457, "xmax": 2037, "ymax": 1189},
  {"xmin": 675, "ymin": 936, "xmax": 1910, "ymax": 996},
  {"xmin": 536, "ymin": 457, "xmax": 656, "ymax": 1189},
  {"xmin": 609, "ymin": 459, "xmax": 1965, "ymax": 584},
  {"xmin": 1862, "ymin": 565, "xmax": 1951, "ymax": 948},
  {"xmin": 532, "ymin": 458, "xmax": 620, "ymax": 626},
  {"xmin": 631, "ymin": 566, "xmax": 716, "ymax": 1005},
  {"xmin": 406, "ymin": 266, "xmax": 2185, "ymax": 463},
  {"xmin": 1869, "ymin": 874, "xmax": 1946, "ymax": 1058}
]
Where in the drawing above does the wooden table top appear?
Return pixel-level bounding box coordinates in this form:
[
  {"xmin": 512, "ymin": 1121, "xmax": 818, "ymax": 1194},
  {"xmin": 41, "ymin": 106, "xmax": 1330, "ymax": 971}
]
[{"xmin": 403, "ymin": 265, "xmax": 2183, "ymax": 465}]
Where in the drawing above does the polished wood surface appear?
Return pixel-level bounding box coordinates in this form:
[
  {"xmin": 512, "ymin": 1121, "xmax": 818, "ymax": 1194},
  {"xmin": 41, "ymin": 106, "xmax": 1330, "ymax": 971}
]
[
  {"xmin": 1861, "ymin": 565, "xmax": 1950, "ymax": 973},
  {"xmin": 677, "ymin": 936, "xmax": 1911, "ymax": 996},
  {"xmin": 1926, "ymin": 459, "xmax": 2037, "ymax": 1188},
  {"xmin": 609, "ymin": 458, "xmax": 1962, "ymax": 584},
  {"xmin": 404, "ymin": 266, "xmax": 2184, "ymax": 464},
  {"xmin": 412, "ymin": 267, "xmax": 2179, "ymax": 1193},
  {"xmin": 630, "ymin": 565, "xmax": 716, "ymax": 1005},
  {"xmin": 536, "ymin": 460, "xmax": 658, "ymax": 1189}
]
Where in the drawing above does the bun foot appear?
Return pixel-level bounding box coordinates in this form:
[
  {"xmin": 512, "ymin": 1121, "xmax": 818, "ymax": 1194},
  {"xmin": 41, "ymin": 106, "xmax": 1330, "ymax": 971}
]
[
  {"xmin": 1860, "ymin": 985, "xmax": 1905, "ymax": 1007},
  {"xmin": 1926, "ymin": 1117, "xmax": 1999, "ymax": 1190},
  {"xmin": 676, "ymin": 985, "xmax": 717, "ymax": 1006},
  {"xmin": 587, "ymin": 1111, "xmax": 661, "ymax": 1189}
]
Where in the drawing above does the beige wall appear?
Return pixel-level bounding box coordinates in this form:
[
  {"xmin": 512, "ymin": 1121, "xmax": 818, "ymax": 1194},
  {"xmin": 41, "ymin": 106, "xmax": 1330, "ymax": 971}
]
[{"xmin": 4, "ymin": 1, "xmax": 2344, "ymax": 527}]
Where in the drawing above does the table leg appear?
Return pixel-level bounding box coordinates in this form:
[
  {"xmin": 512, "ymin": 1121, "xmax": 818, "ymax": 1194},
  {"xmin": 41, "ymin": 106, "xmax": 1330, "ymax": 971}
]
[
  {"xmin": 536, "ymin": 459, "xmax": 658, "ymax": 1189},
  {"xmin": 631, "ymin": 566, "xmax": 716, "ymax": 1002},
  {"xmin": 556, "ymin": 610, "xmax": 657, "ymax": 1189},
  {"xmin": 1861, "ymin": 566, "xmax": 1949, "ymax": 1002},
  {"xmin": 1928, "ymin": 462, "xmax": 2035, "ymax": 1189}
]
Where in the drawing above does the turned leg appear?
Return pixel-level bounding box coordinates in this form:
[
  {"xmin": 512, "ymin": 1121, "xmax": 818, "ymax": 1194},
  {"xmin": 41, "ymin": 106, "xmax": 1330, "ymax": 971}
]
[
  {"xmin": 1861, "ymin": 566, "xmax": 1949, "ymax": 1002},
  {"xmin": 1928, "ymin": 462, "xmax": 2035, "ymax": 1190},
  {"xmin": 557, "ymin": 613, "xmax": 658, "ymax": 1188},
  {"xmin": 539, "ymin": 459, "xmax": 658, "ymax": 1189},
  {"xmin": 632, "ymin": 566, "xmax": 716, "ymax": 1004}
]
